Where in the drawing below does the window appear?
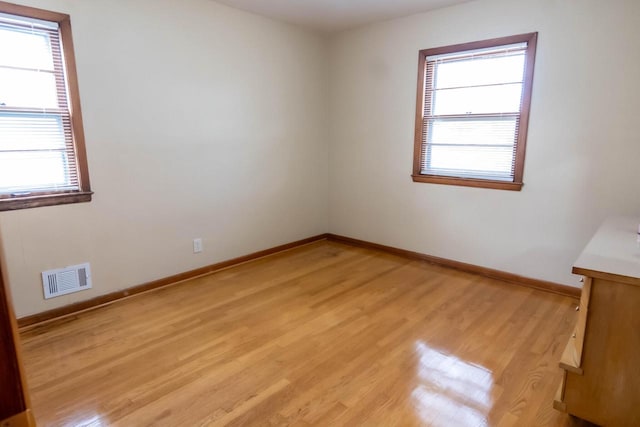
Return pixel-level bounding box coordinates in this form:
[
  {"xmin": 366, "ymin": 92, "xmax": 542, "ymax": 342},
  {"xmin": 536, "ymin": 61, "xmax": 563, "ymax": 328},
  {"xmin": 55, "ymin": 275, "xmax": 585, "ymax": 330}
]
[
  {"xmin": 413, "ymin": 33, "xmax": 537, "ymax": 191},
  {"xmin": 0, "ymin": 1, "xmax": 90, "ymax": 211}
]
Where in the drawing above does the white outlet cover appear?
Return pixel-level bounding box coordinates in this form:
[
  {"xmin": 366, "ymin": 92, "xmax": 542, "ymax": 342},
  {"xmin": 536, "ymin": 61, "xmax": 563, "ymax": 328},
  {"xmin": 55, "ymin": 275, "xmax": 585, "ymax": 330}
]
[{"xmin": 193, "ymin": 238, "xmax": 203, "ymax": 253}]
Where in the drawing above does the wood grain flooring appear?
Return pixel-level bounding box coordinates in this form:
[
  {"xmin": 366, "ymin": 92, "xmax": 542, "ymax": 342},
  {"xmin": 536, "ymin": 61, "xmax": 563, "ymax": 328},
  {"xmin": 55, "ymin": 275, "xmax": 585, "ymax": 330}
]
[{"xmin": 19, "ymin": 241, "xmax": 596, "ymax": 426}]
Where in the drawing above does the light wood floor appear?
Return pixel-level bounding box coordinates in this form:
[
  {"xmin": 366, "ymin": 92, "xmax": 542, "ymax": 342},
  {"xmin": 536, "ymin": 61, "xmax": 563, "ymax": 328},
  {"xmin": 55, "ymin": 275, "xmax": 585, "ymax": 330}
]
[{"xmin": 20, "ymin": 241, "xmax": 595, "ymax": 426}]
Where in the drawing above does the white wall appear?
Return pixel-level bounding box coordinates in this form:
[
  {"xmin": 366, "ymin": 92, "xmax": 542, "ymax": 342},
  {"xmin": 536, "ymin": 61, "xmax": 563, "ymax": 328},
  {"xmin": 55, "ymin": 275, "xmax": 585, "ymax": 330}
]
[
  {"xmin": 328, "ymin": 0, "xmax": 640, "ymax": 287},
  {"xmin": 0, "ymin": 0, "xmax": 329, "ymax": 317},
  {"xmin": 3, "ymin": 0, "xmax": 639, "ymax": 318}
]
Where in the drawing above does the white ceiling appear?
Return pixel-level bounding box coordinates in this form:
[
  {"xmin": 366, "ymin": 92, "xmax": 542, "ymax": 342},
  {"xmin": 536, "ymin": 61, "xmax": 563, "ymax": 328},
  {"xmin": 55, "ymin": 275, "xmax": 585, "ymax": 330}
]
[{"xmin": 213, "ymin": 0, "xmax": 476, "ymax": 33}]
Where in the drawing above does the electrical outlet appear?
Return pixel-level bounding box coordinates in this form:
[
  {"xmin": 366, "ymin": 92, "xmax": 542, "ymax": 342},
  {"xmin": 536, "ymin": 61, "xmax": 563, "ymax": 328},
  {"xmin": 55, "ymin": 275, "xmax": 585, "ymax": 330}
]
[{"xmin": 193, "ymin": 238, "xmax": 203, "ymax": 253}]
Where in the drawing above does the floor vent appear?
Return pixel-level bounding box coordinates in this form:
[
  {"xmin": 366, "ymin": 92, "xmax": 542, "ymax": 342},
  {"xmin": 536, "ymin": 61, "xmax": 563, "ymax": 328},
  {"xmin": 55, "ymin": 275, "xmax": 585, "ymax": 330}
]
[{"xmin": 42, "ymin": 263, "xmax": 92, "ymax": 299}]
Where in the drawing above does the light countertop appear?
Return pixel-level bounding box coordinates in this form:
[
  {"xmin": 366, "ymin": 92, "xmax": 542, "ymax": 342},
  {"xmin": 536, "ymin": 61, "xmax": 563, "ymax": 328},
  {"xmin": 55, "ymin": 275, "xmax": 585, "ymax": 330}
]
[{"xmin": 572, "ymin": 216, "xmax": 640, "ymax": 286}]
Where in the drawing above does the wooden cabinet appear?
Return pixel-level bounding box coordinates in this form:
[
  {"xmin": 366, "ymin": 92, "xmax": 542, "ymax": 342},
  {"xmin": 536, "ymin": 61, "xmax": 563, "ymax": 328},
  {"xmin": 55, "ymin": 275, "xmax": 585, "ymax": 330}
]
[{"xmin": 554, "ymin": 216, "xmax": 640, "ymax": 426}]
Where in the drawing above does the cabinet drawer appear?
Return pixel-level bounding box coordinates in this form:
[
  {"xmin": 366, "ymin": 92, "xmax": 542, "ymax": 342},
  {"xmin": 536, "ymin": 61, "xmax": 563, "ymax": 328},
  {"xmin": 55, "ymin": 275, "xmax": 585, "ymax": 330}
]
[
  {"xmin": 559, "ymin": 277, "xmax": 592, "ymax": 374},
  {"xmin": 578, "ymin": 276, "xmax": 592, "ymax": 310},
  {"xmin": 553, "ymin": 370, "xmax": 567, "ymax": 412}
]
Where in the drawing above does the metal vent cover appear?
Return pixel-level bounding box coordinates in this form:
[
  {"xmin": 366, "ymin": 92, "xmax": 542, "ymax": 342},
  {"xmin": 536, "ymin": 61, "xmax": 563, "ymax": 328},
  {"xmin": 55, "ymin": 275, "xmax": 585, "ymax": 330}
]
[{"xmin": 42, "ymin": 263, "xmax": 92, "ymax": 299}]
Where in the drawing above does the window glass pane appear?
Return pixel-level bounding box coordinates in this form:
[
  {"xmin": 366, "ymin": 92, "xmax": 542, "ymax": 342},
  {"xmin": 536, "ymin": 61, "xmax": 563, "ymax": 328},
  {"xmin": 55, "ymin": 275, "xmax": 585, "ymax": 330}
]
[
  {"xmin": 415, "ymin": 34, "xmax": 536, "ymax": 188},
  {"xmin": 425, "ymin": 145, "xmax": 514, "ymax": 179},
  {"xmin": 428, "ymin": 118, "xmax": 517, "ymax": 147},
  {"xmin": 0, "ymin": 113, "xmax": 66, "ymax": 151},
  {"xmin": 0, "ymin": 151, "xmax": 73, "ymax": 193},
  {"xmin": 432, "ymin": 83, "xmax": 523, "ymax": 115},
  {"xmin": 0, "ymin": 26, "xmax": 53, "ymax": 70},
  {"xmin": 0, "ymin": 8, "xmax": 88, "ymax": 206},
  {"xmin": 434, "ymin": 53, "xmax": 525, "ymax": 89},
  {"xmin": 0, "ymin": 68, "xmax": 58, "ymax": 108}
]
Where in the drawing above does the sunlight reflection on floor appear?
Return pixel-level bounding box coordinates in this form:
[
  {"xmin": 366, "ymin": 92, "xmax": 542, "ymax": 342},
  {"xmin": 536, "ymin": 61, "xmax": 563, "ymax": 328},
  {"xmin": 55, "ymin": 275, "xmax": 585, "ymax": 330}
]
[
  {"xmin": 64, "ymin": 413, "xmax": 109, "ymax": 427},
  {"xmin": 411, "ymin": 341, "xmax": 494, "ymax": 427}
]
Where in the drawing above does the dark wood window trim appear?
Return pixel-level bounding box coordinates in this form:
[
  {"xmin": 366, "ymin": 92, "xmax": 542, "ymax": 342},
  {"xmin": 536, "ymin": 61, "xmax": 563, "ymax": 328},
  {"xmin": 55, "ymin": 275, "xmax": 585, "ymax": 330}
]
[
  {"xmin": 0, "ymin": 1, "xmax": 91, "ymax": 212},
  {"xmin": 0, "ymin": 191, "xmax": 92, "ymax": 212},
  {"xmin": 410, "ymin": 174, "xmax": 524, "ymax": 191},
  {"xmin": 412, "ymin": 33, "xmax": 537, "ymax": 191}
]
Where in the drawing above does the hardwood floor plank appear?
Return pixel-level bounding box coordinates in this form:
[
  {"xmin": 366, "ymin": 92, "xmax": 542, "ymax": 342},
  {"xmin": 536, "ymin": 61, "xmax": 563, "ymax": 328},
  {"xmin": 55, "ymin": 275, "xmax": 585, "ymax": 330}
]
[{"xmin": 19, "ymin": 241, "xmax": 592, "ymax": 426}]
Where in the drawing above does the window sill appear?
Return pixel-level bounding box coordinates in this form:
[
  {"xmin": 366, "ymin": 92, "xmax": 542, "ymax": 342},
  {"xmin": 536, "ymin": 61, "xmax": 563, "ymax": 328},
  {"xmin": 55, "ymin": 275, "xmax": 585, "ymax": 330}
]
[
  {"xmin": 0, "ymin": 191, "xmax": 93, "ymax": 212},
  {"xmin": 411, "ymin": 174, "xmax": 523, "ymax": 191}
]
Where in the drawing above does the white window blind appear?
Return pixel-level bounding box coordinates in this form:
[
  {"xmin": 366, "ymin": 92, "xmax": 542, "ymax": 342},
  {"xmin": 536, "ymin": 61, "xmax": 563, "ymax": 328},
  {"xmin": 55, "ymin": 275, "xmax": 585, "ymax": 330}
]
[
  {"xmin": 419, "ymin": 42, "xmax": 528, "ymax": 181},
  {"xmin": 0, "ymin": 13, "xmax": 79, "ymax": 196}
]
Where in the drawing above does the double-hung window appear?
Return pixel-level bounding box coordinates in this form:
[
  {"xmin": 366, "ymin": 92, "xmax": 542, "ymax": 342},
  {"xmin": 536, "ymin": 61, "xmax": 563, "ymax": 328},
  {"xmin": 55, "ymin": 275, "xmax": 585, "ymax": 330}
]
[
  {"xmin": 413, "ymin": 33, "xmax": 537, "ymax": 190},
  {"xmin": 0, "ymin": 1, "xmax": 90, "ymax": 211}
]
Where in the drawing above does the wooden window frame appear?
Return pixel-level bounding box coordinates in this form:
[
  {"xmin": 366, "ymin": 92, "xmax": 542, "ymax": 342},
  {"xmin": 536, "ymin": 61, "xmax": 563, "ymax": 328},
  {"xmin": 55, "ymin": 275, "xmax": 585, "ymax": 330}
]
[
  {"xmin": 412, "ymin": 33, "xmax": 538, "ymax": 191},
  {"xmin": 0, "ymin": 1, "xmax": 91, "ymax": 211}
]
